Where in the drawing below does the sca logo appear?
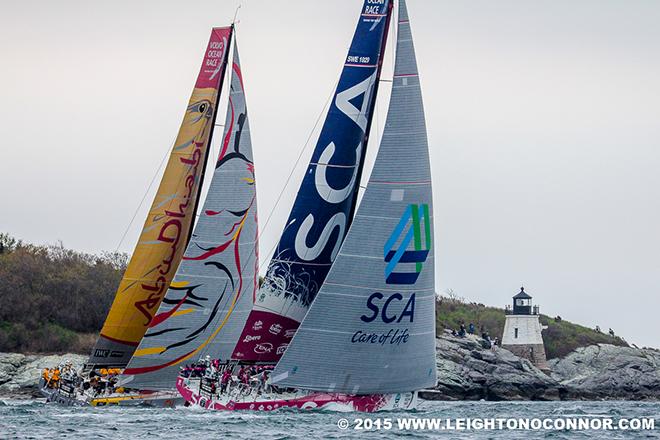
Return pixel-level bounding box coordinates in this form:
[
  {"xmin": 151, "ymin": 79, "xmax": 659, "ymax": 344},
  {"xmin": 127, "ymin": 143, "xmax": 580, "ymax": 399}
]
[
  {"xmin": 360, "ymin": 292, "xmax": 415, "ymax": 323},
  {"xmin": 384, "ymin": 204, "xmax": 431, "ymax": 285}
]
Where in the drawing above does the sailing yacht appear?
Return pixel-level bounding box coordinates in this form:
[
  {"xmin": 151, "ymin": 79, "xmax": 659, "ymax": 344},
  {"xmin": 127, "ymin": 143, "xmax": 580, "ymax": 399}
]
[
  {"xmin": 177, "ymin": 0, "xmax": 437, "ymax": 412},
  {"xmin": 118, "ymin": 28, "xmax": 259, "ymax": 393},
  {"xmin": 39, "ymin": 25, "xmax": 260, "ymax": 407}
]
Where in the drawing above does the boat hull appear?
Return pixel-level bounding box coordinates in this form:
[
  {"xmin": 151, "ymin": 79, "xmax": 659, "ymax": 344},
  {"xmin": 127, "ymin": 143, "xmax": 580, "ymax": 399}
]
[
  {"xmin": 39, "ymin": 379, "xmax": 87, "ymax": 407},
  {"xmin": 176, "ymin": 377, "xmax": 417, "ymax": 412},
  {"xmin": 38, "ymin": 379, "xmax": 183, "ymax": 407}
]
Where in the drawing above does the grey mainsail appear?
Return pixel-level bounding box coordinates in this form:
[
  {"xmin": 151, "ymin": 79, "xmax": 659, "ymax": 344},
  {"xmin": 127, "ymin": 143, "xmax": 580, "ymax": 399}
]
[
  {"xmin": 272, "ymin": 0, "xmax": 436, "ymax": 395},
  {"xmin": 121, "ymin": 39, "xmax": 259, "ymax": 390}
]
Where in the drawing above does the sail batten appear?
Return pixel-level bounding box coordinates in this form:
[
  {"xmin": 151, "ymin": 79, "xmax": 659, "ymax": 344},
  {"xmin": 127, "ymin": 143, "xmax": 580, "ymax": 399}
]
[
  {"xmin": 87, "ymin": 27, "xmax": 234, "ymax": 368},
  {"xmin": 119, "ymin": 34, "xmax": 261, "ymax": 390},
  {"xmin": 272, "ymin": 0, "xmax": 437, "ymax": 395}
]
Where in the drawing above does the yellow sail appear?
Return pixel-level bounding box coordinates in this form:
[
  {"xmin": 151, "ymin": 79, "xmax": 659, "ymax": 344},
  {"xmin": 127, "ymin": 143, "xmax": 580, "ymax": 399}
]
[{"xmin": 89, "ymin": 27, "xmax": 233, "ymax": 366}]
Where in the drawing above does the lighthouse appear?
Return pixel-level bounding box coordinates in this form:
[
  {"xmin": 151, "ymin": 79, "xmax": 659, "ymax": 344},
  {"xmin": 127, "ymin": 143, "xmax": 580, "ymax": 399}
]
[{"xmin": 501, "ymin": 287, "xmax": 549, "ymax": 371}]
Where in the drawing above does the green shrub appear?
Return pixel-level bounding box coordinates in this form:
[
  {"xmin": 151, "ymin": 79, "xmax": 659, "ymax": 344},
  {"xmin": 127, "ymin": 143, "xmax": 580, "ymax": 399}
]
[{"xmin": 0, "ymin": 234, "xmax": 127, "ymax": 353}]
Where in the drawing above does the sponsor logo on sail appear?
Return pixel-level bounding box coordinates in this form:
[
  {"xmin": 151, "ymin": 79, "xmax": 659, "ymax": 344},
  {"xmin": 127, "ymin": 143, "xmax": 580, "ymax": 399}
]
[
  {"xmin": 276, "ymin": 344, "xmax": 289, "ymax": 355},
  {"xmin": 352, "ymin": 292, "xmax": 415, "ymax": 346},
  {"xmin": 93, "ymin": 349, "xmax": 125, "ymax": 359},
  {"xmin": 252, "ymin": 320, "xmax": 263, "ymax": 331},
  {"xmin": 243, "ymin": 335, "xmax": 261, "ymax": 343},
  {"xmin": 384, "ymin": 204, "xmax": 431, "ymax": 285},
  {"xmin": 94, "ymin": 349, "xmax": 110, "ymax": 358},
  {"xmin": 351, "ymin": 328, "xmax": 410, "ymax": 346},
  {"xmin": 269, "ymin": 324, "xmax": 282, "ymax": 335},
  {"xmin": 284, "ymin": 329, "xmax": 296, "ymax": 338},
  {"xmin": 361, "ymin": 292, "xmax": 416, "ymax": 323},
  {"xmin": 254, "ymin": 343, "xmax": 273, "ymax": 354}
]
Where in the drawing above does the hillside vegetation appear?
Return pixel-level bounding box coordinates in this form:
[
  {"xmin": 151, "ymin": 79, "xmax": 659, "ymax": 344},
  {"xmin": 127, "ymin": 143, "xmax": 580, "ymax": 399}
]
[
  {"xmin": 436, "ymin": 293, "xmax": 628, "ymax": 359},
  {"xmin": 0, "ymin": 233, "xmax": 126, "ymax": 353},
  {"xmin": 0, "ymin": 233, "xmax": 630, "ymax": 358}
]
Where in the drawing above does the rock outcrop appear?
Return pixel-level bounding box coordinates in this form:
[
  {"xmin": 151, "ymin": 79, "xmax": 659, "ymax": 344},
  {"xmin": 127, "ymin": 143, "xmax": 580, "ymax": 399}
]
[
  {"xmin": 0, "ymin": 353, "xmax": 86, "ymax": 396},
  {"xmin": 2, "ymin": 339, "xmax": 658, "ymax": 401},
  {"xmin": 549, "ymin": 344, "xmax": 660, "ymax": 400},
  {"xmin": 420, "ymin": 330, "xmax": 565, "ymax": 401},
  {"xmin": 421, "ymin": 332, "xmax": 660, "ymax": 401}
]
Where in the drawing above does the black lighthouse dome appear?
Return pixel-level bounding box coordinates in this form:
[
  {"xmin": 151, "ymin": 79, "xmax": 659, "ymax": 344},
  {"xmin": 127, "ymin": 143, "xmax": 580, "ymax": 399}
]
[{"xmin": 512, "ymin": 286, "xmax": 533, "ymax": 315}]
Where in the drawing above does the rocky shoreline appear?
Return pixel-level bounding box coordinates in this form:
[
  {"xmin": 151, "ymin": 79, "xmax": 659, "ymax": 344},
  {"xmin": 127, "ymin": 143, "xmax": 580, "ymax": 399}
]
[
  {"xmin": 420, "ymin": 330, "xmax": 660, "ymax": 401},
  {"xmin": 1, "ymin": 333, "xmax": 658, "ymax": 401},
  {"xmin": 0, "ymin": 353, "xmax": 86, "ymax": 397}
]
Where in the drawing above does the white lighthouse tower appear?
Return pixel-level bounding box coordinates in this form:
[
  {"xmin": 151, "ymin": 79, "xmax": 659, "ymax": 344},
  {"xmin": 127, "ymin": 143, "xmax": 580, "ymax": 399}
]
[{"xmin": 501, "ymin": 287, "xmax": 549, "ymax": 371}]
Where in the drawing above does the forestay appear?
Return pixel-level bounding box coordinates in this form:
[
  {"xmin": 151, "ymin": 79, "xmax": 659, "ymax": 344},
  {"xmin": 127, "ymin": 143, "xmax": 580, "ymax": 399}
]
[
  {"xmin": 122, "ymin": 36, "xmax": 260, "ymax": 390},
  {"xmin": 272, "ymin": 0, "xmax": 437, "ymax": 394}
]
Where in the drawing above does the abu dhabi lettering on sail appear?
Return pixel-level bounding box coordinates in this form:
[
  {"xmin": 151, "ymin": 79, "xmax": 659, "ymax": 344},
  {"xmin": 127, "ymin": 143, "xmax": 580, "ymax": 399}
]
[
  {"xmin": 256, "ymin": 0, "xmax": 390, "ymax": 321},
  {"xmin": 133, "ymin": 30, "xmax": 231, "ymax": 326}
]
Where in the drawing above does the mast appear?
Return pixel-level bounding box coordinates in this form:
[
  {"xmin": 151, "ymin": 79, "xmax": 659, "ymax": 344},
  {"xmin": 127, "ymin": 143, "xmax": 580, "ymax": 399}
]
[
  {"xmin": 272, "ymin": 0, "xmax": 436, "ymax": 394},
  {"xmin": 87, "ymin": 27, "xmax": 234, "ymax": 368},
  {"xmin": 187, "ymin": 25, "xmax": 234, "ymax": 246},
  {"xmin": 231, "ymin": 0, "xmax": 394, "ymax": 364},
  {"xmin": 121, "ymin": 33, "xmax": 260, "ymax": 390}
]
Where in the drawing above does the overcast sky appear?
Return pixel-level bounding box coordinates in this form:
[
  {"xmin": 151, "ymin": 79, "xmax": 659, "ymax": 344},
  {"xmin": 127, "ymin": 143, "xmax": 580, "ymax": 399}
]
[{"xmin": 1, "ymin": 0, "xmax": 659, "ymax": 348}]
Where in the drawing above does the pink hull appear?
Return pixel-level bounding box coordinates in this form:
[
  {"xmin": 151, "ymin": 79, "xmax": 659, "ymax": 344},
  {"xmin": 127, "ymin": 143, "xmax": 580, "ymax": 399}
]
[{"xmin": 175, "ymin": 377, "xmax": 416, "ymax": 412}]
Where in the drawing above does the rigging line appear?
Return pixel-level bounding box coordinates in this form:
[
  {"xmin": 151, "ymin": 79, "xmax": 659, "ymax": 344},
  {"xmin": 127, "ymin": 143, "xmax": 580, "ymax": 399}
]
[
  {"xmin": 230, "ymin": 79, "xmax": 339, "ymax": 278},
  {"xmin": 115, "ymin": 46, "xmax": 231, "ymax": 251},
  {"xmin": 232, "ymin": 5, "xmax": 241, "ymax": 25},
  {"xmin": 192, "ymin": 29, "xmax": 236, "ymax": 223},
  {"xmin": 114, "ymin": 139, "xmax": 175, "ymax": 252},
  {"xmin": 206, "ymin": 49, "xmax": 234, "ymax": 200},
  {"xmin": 256, "ymin": 80, "xmax": 339, "ymax": 251},
  {"xmin": 391, "ymin": 0, "xmax": 398, "ymax": 79},
  {"xmin": 117, "ymin": 50, "xmax": 231, "ymax": 252}
]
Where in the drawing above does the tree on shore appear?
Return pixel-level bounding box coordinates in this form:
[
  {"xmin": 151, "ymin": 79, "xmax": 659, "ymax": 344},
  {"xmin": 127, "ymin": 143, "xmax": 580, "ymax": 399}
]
[{"xmin": 0, "ymin": 233, "xmax": 127, "ymax": 353}]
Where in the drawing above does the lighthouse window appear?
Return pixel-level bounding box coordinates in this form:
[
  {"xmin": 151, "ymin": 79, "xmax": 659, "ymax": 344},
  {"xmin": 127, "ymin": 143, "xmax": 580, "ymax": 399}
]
[{"xmin": 514, "ymin": 328, "xmax": 519, "ymax": 338}]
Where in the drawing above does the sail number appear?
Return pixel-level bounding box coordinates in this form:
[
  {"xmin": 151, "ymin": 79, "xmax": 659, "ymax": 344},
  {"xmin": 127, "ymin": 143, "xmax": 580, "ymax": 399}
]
[{"xmin": 347, "ymin": 56, "xmax": 371, "ymax": 64}]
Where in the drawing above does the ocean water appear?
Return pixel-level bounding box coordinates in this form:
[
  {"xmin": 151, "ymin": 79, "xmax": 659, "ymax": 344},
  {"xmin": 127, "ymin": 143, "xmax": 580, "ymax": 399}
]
[{"xmin": 0, "ymin": 399, "xmax": 658, "ymax": 439}]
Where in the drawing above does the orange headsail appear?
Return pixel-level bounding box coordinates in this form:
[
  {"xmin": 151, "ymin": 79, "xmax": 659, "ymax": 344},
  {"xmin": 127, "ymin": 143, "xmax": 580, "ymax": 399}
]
[{"xmin": 88, "ymin": 27, "xmax": 233, "ymax": 367}]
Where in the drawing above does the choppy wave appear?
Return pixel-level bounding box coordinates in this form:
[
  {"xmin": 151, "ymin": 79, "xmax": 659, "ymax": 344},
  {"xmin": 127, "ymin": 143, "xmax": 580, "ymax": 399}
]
[{"xmin": 0, "ymin": 398, "xmax": 657, "ymax": 439}]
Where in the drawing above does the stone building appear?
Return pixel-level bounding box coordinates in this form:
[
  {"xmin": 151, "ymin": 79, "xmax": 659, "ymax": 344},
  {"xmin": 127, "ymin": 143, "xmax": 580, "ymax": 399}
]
[{"xmin": 501, "ymin": 287, "xmax": 549, "ymax": 371}]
